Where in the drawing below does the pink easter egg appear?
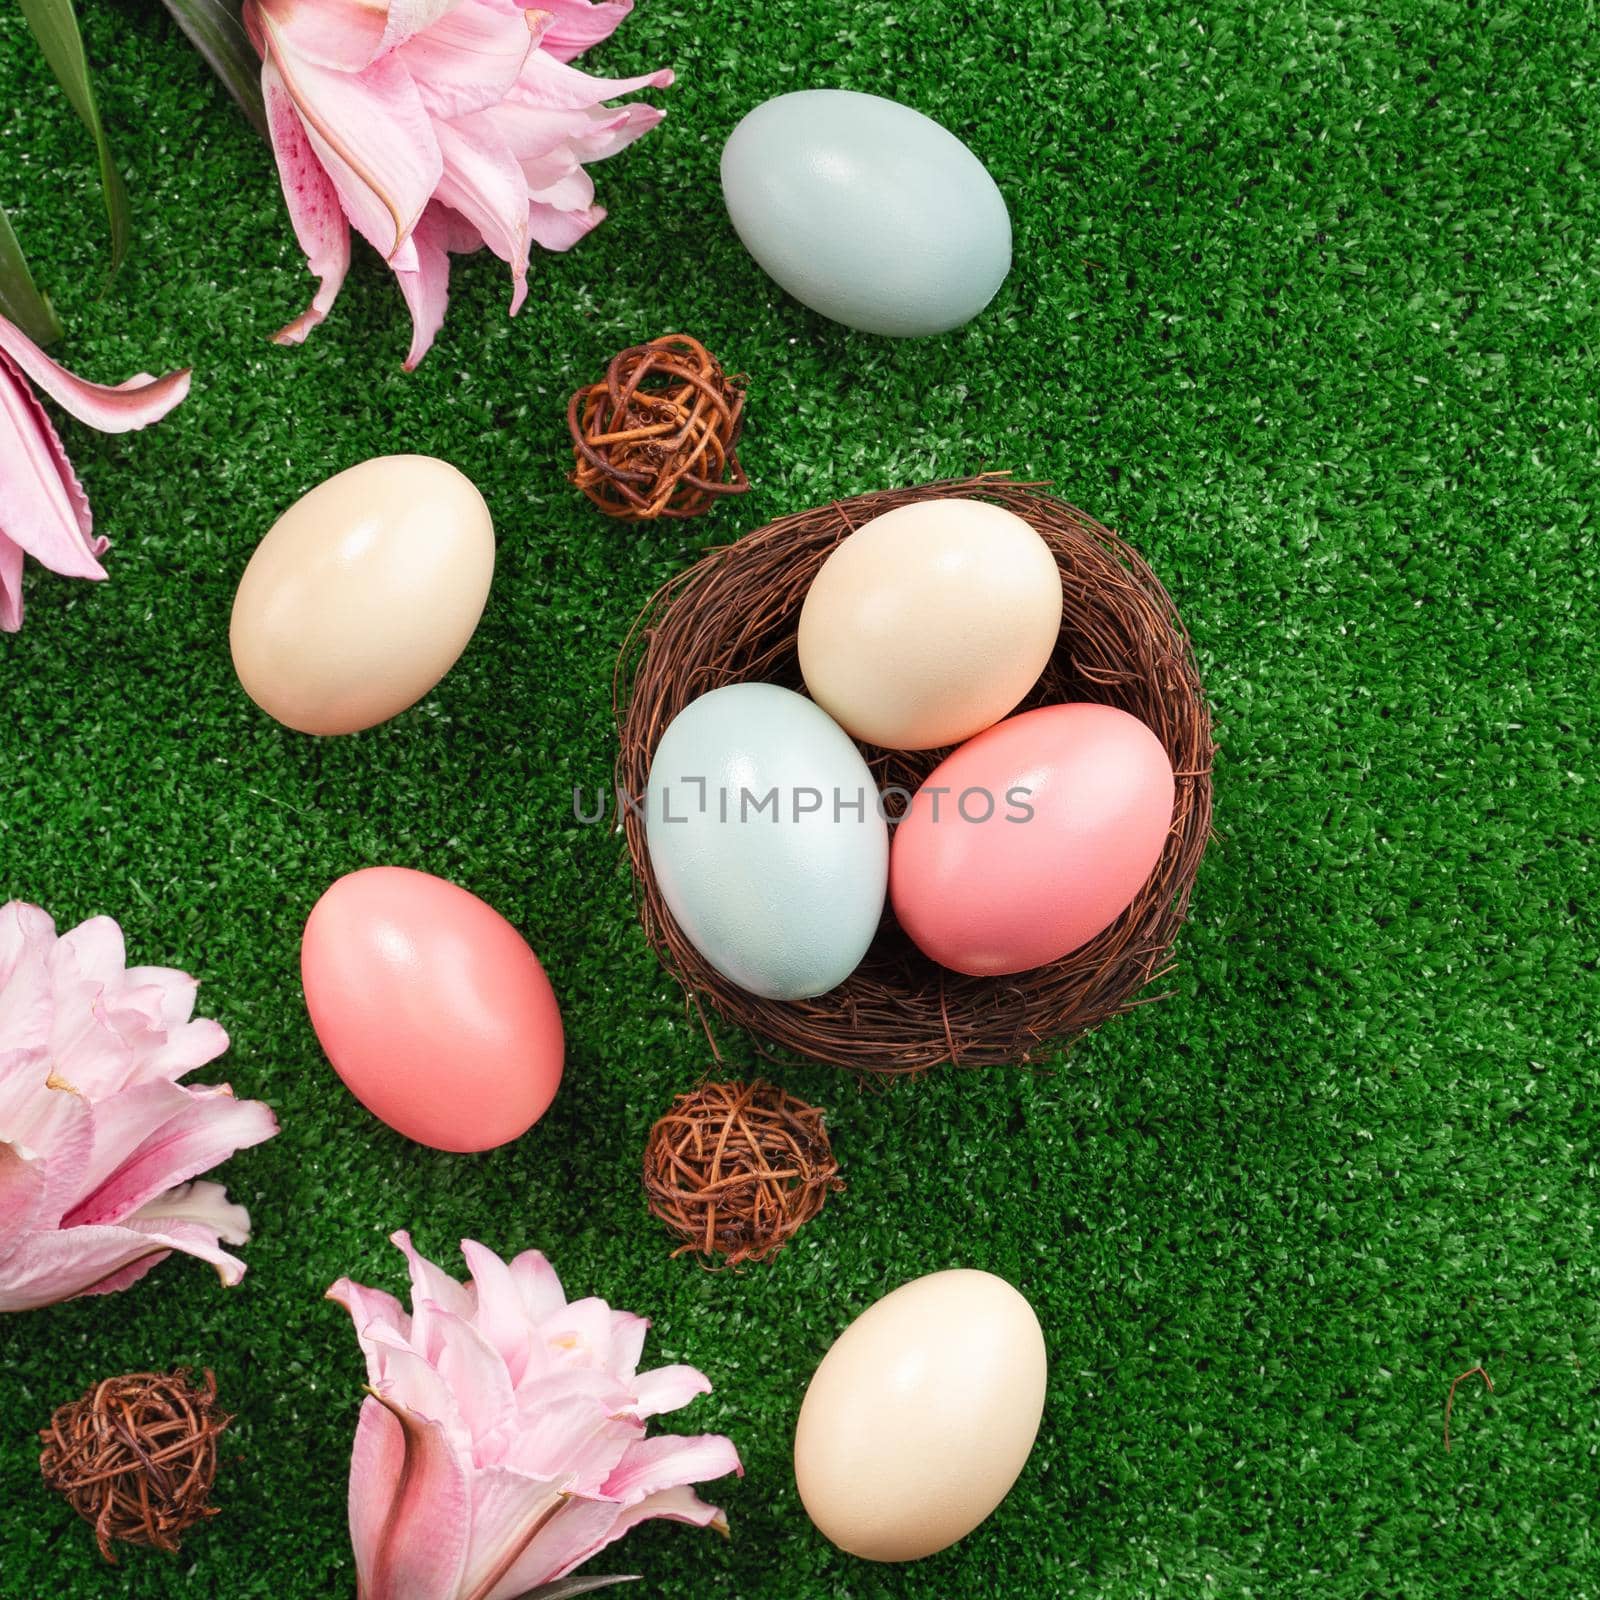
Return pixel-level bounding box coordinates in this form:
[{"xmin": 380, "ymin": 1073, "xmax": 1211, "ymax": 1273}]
[
  {"xmin": 890, "ymin": 704, "xmax": 1175, "ymax": 977},
  {"xmin": 301, "ymin": 866, "xmax": 564, "ymax": 1152}
]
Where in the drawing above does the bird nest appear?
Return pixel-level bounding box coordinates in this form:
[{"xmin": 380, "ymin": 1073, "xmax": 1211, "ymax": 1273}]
[{"xmin": 614, "ymin": 474, "xmax": 1214, "ymax": 1072}]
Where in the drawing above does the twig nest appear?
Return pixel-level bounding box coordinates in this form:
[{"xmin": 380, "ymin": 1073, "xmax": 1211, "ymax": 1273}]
[
  {"xmin": 614, "ymin": 473, "xmax": 1214, "ymax": 1071},
  {"xmin": 39, "ymin": 1369, "xmax": 230, "ymax": 1562},
  {"xmin": 642, "ymin": 1078, "xmax": 843, "ymax": 1264},
  {"xmin": 568, "ymin": 334, "xmax": 750, "ymax": 520}
]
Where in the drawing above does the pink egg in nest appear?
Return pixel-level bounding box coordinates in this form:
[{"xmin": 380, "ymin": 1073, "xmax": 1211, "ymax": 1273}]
[{"xmin": 890, "ymin": 703, "xmax": 1176, "ymax": 978}]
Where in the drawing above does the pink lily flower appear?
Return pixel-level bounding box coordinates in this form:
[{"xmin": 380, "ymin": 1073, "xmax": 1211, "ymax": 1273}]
[
  {"xmin": 245, "ymin": 0, "xmax": 673, "ymax": 368},
  {"xmin": 0, "ymin": 315, "xmax": 190, "ymax": 632},
  {"xmin": 329, "ymin": 1231, "xmax": 742, "ymax": 1600},
  {"xmin": 0, "ymin": 902, "xmax": 278, "ymax": 1312}
]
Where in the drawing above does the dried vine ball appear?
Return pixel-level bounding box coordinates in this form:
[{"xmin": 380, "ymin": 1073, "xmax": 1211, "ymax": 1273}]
[
  {"xmin": 39, "ymin": 1369, "xmax": 230, "ymax": 1562},
  {"xmin": 643, "ymin": 1079, "xmax": 843, "ymax": 1264},
  {"xmin": 568, "ymin": 334, "xmax": 750, "ymax": 520},
  {"xmin": 615, "ymin": 474, "xmax": 1214, "ymax": 1072}
]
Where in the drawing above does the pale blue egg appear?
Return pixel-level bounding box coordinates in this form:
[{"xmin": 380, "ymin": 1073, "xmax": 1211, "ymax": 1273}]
[
  {"xmin": 645, "ymin": 683, "xmax": 888, "ymax": 1001},
  {"xmin": 720, "ymin": 89, "xmax": 1012, "ymax": 337}
]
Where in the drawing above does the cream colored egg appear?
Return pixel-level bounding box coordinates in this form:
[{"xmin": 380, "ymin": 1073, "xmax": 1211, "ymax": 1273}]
[
  {"xmin": 798, "ymin": 499, "xmax": 1062, "ymax": 751},
  {"xmin": 794, "ymin": 1269, "xmax": 1047, "ymax": 1562},
  {"xmin": 230, "ymin": 455, "xmax": 494, "ymax": 735}
]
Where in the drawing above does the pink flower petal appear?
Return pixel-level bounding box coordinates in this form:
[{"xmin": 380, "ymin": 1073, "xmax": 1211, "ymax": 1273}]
[
  {"xmin": 502, "ymin": 1372, "xmax": 637, "ymax": 1483},
  {"xmin": 258, "ymin": 9, "xmax": 443, "ymax": 260},
  {"xmin": 54, "ymin": 915, "xmax": 126, "ymax": 983},
  {"xmin": 599, "ymin": 1432, "xmax": 743, "ymax": 1505},
  {"xmin": 461, "ymin": 1237, "xmax": 535, "ymax": 1384},
  {"xmin": 349, "ymin": 1394, "xmax": 472, "ymax": 1600},
  {"xmin": 0, "ymin": 349, "xmax": 97, "ymax": 569},
  {"xmin": 493, "ymin": 99, "xmax": 662, "ymax": 166},
  {"xmin": 531, "ymin": 0, "xmax": 635, "ymax": 65},
  {"xmin": 431, "ymin": 206, "xmax": 488, "ymax": 254},
  {"xmin": 121, "ymin": 1179, "xmax": 251, "ymax": 1295},
  {"xmin": 105, "ymin": 979, "xmax": 181, "ymax": 1037},
  {"xmin": 507, "ymin": 1243, "xmax": 567, "ymax": 1322},
  {"xmin": 395, "ymin": 204, "xmax": 453, "ymax": 369},
  {"xmin": 620, "ymin": 1364, "xmax": 712, "ymax": 1421},
  {"xmin": 417, "ymin": 1303, "xmax": 517, "ymax": 1452},
  {"xmin": 45, "ymin": 993, "xmax": 139, "ymax": 1101},
  {"xmin": 120, "ymin": 965, "xmax": 199, "ymax": 1026},
  {"xmin": 458, "ymin": 1464, "xmax": 571, "ymax": 1600},
  {"xmin": 362, "ymin": 1322, "xmax": 473, "ymax": 1449},
  {"xmin": 73, "ymin": 1250, "xmax": 170, "ymax": 1299},
  {"xmin": 0, "ymin": 1139, "xmax": 47, "ymax": 1257},
  {"xmin": 0, "ymin": 1068, "xmax": 92, "ymax": 1230},
  {"xmin": 401, "ymin": 0, "xmax": 535, "ymax": 120},
  {"xmin": 433, "ymin": 113, "xmax": 531, "ymax": 314},
  {"xmin": 0, "ymin": 530, "xmax": 22, "ymax": 631},
  {"xmin": 494, "ymin": 1484, "xmax": 726, "ymax": 1600},
  {"xmin": 543, "ymin": 1295, "xmax": 614, "ymax": 1365},
  {"xmin": 0, "ymin": 1211, "xmax": 246, "ymax": 1311},
  {"xmin": 519, "ymin": 148, "xmax": 593, "ymax": 209},
  {"xmin": 251, "ymin": 0, "xmax": 670, "ymax": 362},
  {"xmin": 49, "ymin": 1077, "xmax": 183, "ymax": 1210},
  {"xmin": 262, "ymin": 56, "xmax": 352, "ymax": 346},
  {"xmin": 528, "ymin": 199, "xmax": 605, "ymax": 251},
  {"xmin": 138, "ymin": 1018, "xmax": 231, "ymax": 1082},
  {"xmin": 129, "ymin": 1178, "xmax": 250, "ymax": 1244},
  {"xmin": 121, "ymin": 1212, "xmax": 252, "ymax": 1282},
  {"xmin": 374, "ymin": 0, "xmax": 469, "ymax": 58},
  {"xmin": 0, "ymin": 317, "xmax": 189, "ymax": 435},
  {"xmin": 327, "ymin": 1273, "xmax": 414, "ymax": 1353},
  {"xmin": 604, "ymin": 1310, "xmax": 649, "ymax": 1380},
  {"xmin": 247, "ymin": 0, "xmax": 388, "ymax": 70},
  {"xmin": 392, "ymin": 1229, "xmax": 474, "ymax": 1318},
  {"xmin": 62, "ymin": 1081, "xmax": 278, "ymax": 1227},
  {"xmin": 512, "ymin": 47, "xmax": 672, "ymax": 113},
  {"xmin": 248, "ymin": 0, "xmax": 459, "ymax": 72},
  {"xmin": 0, "ymin": 356, "xmax": 107, "ymax": 582},
  {"xmin": 0, "ymin": 902, "xmax": 56, "ymax": 1044}
]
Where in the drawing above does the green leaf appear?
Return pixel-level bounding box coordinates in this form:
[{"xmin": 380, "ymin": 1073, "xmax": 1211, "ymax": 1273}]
[
  {"xmin": 511, "ymin": 1578, "xmax": 641, "ymax": 1600},
  {"xmin": 0, "ymin": 202, "xmax": 63, "ymax": 345},
  {"xmin": 17, "ymin": 0, "xmax": 133, "ymax": 275},
  {"xmin": 158, "ymin": 0, "xmax": 268, "ymax": 140}
]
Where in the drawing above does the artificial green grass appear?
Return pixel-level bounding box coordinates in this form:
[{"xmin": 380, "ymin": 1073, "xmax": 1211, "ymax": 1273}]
[{"xmin": 1, "ymin": 1, "xmax": 1596, "ymax": 1595}]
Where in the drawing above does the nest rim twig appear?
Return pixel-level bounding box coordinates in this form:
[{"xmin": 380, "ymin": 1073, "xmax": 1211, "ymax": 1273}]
[{"xmin": 614, "ymin": 473, "xmax": 1214, "ymax": 1073}]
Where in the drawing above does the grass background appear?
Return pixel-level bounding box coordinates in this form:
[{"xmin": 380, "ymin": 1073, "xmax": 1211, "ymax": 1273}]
[{"xmin": 1, "ymin": 0, "xmax": 1596, "ymax": 1595}]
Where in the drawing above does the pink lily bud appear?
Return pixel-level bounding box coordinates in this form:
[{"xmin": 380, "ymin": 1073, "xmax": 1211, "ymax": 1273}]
[
  {"xmin": 329, "ymin": 1232, "xmax": 742, "ymax": 1600},
  {"xmin": 243, "ymin": 0, "xmax": 673, "ymax": 368},
  {"xmin": 0, "ymin": 902, "xmax": 278, "ymax": 1312},
  {"xmin": 0, "ymin": 316, "xmax": 189, "ymax": 632}
]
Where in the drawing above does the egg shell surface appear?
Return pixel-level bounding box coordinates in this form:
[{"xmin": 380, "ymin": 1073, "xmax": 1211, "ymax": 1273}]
[
  {"xmin": 231, "ymin": 454, "xmax": 494, "ymax": 736},
  {"xmin": 720, "ymin": 89, "xmax": 1012, "ymax": 337},
  {"xmin": 645, "ymin": 683, "xmax": 888, "ymax": 1001},
  {"xmin": 891, "ymin": 703, "xmax": 1176, "ymax": 976},
  {"xmin": 794, "ymin": 1269, "xmax": 1048, "ymax": 1562},
  {"xmin": 799, "ymin": 498, "xmax": 1063, "ymax": 750},
  {"xmin": 301, "ymin": 866, "xmax": 563, "ymax": 1153}
]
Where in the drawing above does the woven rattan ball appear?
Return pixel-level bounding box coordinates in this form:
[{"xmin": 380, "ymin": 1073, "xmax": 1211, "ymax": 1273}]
[
  {"xmin": 39, "ymin": 1369, "xmax": 229, "ymax": 1562},
  {"xmin": 642, "ymin": 1078, "xmax": 843, "ymax": 1264},
  {"xmin": 568, "ymin": 334, "xmax": 749, "ymax": 520},
  {"xmin": 615, "ymin": 473, "xmax": 1214, "ymax": 1072}
]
